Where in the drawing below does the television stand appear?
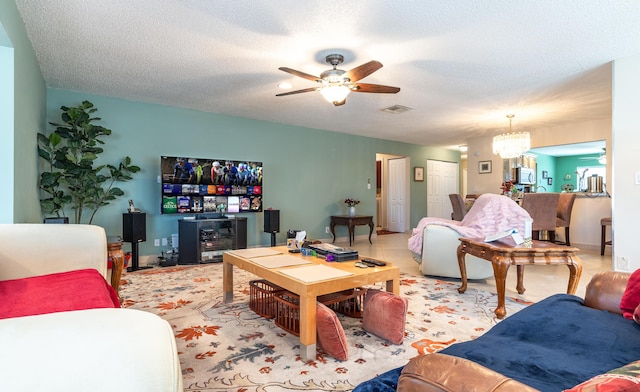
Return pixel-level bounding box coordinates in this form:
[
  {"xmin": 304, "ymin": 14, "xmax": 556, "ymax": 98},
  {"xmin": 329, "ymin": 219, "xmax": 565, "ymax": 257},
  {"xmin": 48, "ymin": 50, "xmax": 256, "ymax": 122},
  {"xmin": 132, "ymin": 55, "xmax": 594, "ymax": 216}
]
[{"xmin": 178, "ymin": 217, "xmax": 247, "ymax": 264}]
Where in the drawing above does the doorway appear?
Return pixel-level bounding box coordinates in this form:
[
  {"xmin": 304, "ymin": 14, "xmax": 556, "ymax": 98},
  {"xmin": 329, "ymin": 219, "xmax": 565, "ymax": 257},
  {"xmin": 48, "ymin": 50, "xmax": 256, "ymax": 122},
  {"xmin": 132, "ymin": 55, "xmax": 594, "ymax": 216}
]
[
  {"xmin": 376, "ymin": 153, "xmax": 409, "ymax": 233},
  {"xmin": 426, "ymin": 160, "xmax": 459, "ymax": 219}
]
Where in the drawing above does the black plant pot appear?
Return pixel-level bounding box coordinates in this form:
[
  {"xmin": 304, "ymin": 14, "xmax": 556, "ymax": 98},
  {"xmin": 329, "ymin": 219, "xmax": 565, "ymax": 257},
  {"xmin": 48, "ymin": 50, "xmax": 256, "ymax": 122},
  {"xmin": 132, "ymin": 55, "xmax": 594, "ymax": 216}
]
[{"xmin": 43, "ymin": 217, "xmax": 69, "ymax": 224}]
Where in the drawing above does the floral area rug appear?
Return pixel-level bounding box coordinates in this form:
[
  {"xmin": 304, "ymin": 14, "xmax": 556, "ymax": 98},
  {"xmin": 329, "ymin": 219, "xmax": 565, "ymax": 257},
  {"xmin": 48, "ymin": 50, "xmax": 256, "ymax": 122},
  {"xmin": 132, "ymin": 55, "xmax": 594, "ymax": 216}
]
[{"xmin": 119, "ymin": 263, "xmax": 530, "ymax": 391}]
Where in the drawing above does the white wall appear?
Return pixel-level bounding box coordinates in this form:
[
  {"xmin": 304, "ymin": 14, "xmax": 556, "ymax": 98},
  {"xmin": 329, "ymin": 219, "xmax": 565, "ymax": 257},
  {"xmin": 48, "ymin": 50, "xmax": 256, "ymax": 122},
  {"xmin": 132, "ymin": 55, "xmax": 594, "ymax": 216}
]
[
  {"xmin": 466, "ymin": 118, "xmax": 611, "ymax": 196},
  {"xmin": 0, "ymin": 36, "xmax": 14, "ymax": 224},
  {"xmin": 612, "ymin": 55, "xmax": 640, "ymax": 272}
]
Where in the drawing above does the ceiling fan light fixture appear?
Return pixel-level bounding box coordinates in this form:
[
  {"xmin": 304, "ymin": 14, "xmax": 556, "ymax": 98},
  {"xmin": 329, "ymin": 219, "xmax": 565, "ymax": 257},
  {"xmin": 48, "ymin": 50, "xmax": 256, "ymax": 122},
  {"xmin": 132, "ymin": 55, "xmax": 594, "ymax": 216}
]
[
  {"xmin": 277, "ymin": 54, "xmax": 399, "ymax": 106},
  {"xmin": 320, "ymin": 85, "xmax": 351, "ymax": 105},
  {"xmin": 492, "ymin": 114, "xmax": 531, "ymax": 159}
]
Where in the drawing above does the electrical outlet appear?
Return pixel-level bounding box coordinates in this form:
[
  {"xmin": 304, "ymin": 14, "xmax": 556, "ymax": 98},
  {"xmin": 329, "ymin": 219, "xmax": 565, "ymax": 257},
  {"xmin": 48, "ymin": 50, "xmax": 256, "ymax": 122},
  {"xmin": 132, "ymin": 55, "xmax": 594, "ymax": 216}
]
[
  {"xmin": 616, "ymin": 256, "xmax": 629, "ymax": 271},
  {"xmin": 154, "ymin": 239, "xmax": 160, "ymax": 246},
  {"xmin": 325, "ymin": 226, "xmax": 330, "ymax": 233},
  {"xmin": 162, "ymin": 237, "xmax": 168, "ymax": 246}
]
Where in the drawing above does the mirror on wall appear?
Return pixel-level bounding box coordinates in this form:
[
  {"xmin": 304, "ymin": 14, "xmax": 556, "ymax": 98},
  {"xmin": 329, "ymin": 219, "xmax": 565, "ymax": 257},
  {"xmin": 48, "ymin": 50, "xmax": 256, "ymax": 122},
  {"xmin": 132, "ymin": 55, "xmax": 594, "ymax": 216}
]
[{"xmin": 527, "ymin": 140, "xmax": 607, "ymax": 194}]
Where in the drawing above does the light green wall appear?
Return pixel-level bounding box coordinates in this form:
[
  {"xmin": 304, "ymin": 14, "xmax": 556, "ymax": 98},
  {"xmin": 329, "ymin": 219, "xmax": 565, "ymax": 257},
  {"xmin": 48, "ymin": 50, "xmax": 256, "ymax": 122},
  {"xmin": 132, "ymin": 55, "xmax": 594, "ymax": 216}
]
[
  {"xmin": 47, "ymin": 89, "xmax": 459, "ymax": 256},
  {"xmin": 0, "ymin": 1, "xmax": 47, "ymax": 223}
]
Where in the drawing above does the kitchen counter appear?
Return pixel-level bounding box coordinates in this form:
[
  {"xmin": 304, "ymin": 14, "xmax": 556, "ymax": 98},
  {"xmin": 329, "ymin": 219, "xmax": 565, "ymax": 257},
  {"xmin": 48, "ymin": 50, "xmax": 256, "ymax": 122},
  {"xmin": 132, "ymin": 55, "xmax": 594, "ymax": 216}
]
[{"xmin": 557, "ymin": 193, "xmax": 611, "ymax": 250}]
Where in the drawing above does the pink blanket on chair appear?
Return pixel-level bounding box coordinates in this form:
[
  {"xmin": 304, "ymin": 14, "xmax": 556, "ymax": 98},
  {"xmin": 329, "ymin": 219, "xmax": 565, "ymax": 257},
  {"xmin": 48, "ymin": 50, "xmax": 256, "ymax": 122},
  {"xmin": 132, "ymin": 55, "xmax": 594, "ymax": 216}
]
[{"xmin": 408, "ymin": 194, "xmax": 532, "ymax": 255}]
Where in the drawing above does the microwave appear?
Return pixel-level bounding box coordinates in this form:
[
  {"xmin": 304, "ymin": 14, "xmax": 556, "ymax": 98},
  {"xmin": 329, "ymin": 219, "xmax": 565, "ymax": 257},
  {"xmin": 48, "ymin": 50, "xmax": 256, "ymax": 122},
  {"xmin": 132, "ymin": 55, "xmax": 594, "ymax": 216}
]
[{"xmin": 513, "ymin": 167, "xmax": 536, "ymax": 185}]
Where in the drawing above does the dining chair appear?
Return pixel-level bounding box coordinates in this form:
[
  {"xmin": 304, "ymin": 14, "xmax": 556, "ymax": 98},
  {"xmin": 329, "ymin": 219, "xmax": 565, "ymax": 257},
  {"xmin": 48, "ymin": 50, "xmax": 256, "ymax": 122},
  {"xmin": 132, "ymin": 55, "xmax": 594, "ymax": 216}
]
[
  {"xmin": 449, "ymin": 194, "xmax": 467, "ymax": 221},
  {"xmin": 521, "ymin": 193, "xmax": 560, "ymax": 242},
  {"xmin": 556, "ymin": 193, "xmax": 577, "ymax": 246}
]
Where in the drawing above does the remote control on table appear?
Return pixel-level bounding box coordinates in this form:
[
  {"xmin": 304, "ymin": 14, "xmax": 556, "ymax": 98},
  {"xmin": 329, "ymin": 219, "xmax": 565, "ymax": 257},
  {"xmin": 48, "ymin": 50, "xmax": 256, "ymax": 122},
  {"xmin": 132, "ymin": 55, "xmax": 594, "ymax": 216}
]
[{"xmin": 361, "ymin": 258, "xmax": 386, "ymax": 266}]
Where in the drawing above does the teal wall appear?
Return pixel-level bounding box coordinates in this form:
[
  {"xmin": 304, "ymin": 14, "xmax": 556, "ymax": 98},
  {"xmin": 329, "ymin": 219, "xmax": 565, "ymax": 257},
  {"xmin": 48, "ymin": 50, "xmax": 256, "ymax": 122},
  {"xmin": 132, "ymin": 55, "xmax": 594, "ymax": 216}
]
[
  {"xmin": 0, "ymin": 1, "xmax": 47, "ymax": 223},
  {"xmin": 534, "ymin": 154, "xmax": 556, "ymax": 191},
  {"xmin": 47, "ymin": 89, "xmax": 459, "ymax": 256},
  {"xmin": 557, "ymin": 154, "xmax": 604, "ymax": 192},
  {"xmin": 535, "ymin": 153, "xmax": 604, "ymax": 193}
]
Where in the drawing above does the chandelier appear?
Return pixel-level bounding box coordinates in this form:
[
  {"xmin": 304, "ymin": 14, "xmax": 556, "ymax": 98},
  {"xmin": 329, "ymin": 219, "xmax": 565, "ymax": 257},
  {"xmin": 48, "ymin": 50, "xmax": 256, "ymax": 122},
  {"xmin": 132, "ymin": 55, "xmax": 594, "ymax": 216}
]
[{"xmin": 492, "ymin": 114, "xmax": 531, "ymax": 159}]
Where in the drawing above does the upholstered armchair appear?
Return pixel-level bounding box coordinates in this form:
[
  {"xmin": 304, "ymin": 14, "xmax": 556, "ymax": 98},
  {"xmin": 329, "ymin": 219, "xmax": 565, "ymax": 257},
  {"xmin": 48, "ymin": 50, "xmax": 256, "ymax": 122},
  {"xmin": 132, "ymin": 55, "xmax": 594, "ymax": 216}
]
[
  {"xmin": 409, "ymin": 194, "xmax": 532, "ymax": 279},
  {"xmin": 521, "ymin": 193, "xmax": 560, "ymax": 242},
  {"xmin": 556, "ymin": 193, "xmax": 577, "ymax": 246},
  {"xmin": 449, "ymin": 193, "xmax": 467, "ymax": 221}
]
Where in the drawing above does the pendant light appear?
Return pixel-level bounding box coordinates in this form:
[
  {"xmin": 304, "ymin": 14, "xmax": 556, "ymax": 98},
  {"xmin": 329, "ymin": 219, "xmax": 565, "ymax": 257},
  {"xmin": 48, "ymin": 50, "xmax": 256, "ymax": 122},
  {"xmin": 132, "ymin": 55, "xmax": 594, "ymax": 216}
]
[{"xmin": 492, "ymin": 114, "xmax": 531, "ymax": 159}]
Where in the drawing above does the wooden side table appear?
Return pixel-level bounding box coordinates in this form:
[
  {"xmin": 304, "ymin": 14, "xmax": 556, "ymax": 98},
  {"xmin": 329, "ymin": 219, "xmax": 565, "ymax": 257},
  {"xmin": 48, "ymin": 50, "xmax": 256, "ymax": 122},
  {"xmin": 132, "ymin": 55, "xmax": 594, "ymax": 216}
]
[
  {"xmin": 457, "ymin": 237, "xmax": 582, "ymax": 319},
  {"xmin": 107, "ymin": 237, "xmax": 125, "ymax": 295},
  {"xmin": 330, "ymin": 215, "xmax": 374, "ymax": 246}
]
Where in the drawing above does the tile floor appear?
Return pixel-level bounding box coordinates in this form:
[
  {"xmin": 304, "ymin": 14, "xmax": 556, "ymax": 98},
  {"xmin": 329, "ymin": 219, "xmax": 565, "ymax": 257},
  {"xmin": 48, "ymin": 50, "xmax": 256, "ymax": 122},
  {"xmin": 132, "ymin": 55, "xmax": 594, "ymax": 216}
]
[{"xmin": 341, "ymin": 231, "xmax": 612, "ymax": 303}]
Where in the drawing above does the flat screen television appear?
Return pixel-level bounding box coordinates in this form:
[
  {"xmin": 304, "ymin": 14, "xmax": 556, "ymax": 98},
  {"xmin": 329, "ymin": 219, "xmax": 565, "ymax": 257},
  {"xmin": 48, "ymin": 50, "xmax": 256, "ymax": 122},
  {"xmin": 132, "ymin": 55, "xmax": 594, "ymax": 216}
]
[{"xmin": 160, "ymin": 156, "xmax": 263, "ymax": 214}]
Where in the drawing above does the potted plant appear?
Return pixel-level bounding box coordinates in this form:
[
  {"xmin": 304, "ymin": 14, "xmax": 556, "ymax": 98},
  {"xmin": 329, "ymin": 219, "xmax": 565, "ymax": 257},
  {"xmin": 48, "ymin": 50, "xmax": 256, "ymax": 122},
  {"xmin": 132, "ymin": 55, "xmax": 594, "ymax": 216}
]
[{"xmin": 37, "ymin": 100, "xmax": 140, "ymax": 224}]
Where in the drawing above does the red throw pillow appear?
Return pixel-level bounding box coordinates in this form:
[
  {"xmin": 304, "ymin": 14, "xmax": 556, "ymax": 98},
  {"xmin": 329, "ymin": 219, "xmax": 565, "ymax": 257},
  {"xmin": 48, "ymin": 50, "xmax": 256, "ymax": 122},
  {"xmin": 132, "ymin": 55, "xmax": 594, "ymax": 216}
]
[
  {"xmin": 620, "ymin": 269, "xmax": 640, "ymax": 320},
  {"xmin": 316, "ymin": 302, "xmax": 349, "ymax": 361},
  {"xmin": 362, "ymin": 289, "xmax": 408, "ymax": 345}
]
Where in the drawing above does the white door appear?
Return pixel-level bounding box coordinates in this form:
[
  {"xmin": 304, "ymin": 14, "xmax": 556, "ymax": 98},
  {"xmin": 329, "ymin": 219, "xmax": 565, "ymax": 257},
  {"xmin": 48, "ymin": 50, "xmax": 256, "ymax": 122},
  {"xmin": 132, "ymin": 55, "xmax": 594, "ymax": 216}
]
[
  {"xmin": 388, "ymin": 157, "xmax": 407, "ymax": 232},
  {"xmin": 427, "ymin": 160, "xmax": 459, "ymax": 219}
]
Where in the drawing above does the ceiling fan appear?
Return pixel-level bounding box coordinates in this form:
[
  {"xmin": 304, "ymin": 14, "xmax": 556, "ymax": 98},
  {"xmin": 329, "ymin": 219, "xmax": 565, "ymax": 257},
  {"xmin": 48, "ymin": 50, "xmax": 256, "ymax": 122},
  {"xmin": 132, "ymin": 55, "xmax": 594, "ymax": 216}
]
[
  {"xmin": 579, "ymin": 148, "xmax": 606, "ymax": 164},
  {"xmin": 276, "ymin": 54, "xmax": 400, "ymax": 106}
]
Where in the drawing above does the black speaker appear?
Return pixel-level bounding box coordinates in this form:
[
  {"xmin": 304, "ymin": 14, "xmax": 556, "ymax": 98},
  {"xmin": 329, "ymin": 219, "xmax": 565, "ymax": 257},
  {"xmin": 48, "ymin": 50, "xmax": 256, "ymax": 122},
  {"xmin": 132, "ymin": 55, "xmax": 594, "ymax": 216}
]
[
  {"xmin": 263, "ymin": 210, "xmax": 280, "ymax": 233},
  {"xmin": 123, "ymin": 212, "xmax": 146, "ymax": 242}
]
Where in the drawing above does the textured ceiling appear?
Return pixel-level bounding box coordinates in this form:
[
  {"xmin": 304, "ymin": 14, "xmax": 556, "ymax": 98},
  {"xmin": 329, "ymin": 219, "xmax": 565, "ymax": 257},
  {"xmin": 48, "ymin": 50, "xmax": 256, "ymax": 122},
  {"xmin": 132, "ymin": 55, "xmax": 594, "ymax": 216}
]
[{"xmin": 14, "ymin": 0, "xmax": 640, "ymax": 149}]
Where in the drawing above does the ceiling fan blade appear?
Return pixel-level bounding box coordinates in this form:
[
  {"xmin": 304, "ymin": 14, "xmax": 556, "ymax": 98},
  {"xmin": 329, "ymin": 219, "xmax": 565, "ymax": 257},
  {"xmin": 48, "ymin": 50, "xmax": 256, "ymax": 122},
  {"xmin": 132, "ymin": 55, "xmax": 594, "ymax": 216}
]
[
  {"xmin": 275, "ymin": 87, "xmax": 319, "ymax": 97},
  {"xmin": 351, "ymin": 83, "xmax": 400, "ymax": 94},
  {"xmin": 344, "ymin": 61, "xmax": 383, "ymax": 82},
  {"xmin": 278, "ymin": 67, "xmax": 320, "ymax": 82}
]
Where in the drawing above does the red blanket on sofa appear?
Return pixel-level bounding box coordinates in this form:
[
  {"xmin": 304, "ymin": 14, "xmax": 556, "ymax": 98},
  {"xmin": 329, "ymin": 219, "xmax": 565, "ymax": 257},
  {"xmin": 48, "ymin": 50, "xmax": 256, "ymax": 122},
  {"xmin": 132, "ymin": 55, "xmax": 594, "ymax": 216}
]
[{"xmin": 0, "ymin": 269, "xmax": 120, "ymax": 319}]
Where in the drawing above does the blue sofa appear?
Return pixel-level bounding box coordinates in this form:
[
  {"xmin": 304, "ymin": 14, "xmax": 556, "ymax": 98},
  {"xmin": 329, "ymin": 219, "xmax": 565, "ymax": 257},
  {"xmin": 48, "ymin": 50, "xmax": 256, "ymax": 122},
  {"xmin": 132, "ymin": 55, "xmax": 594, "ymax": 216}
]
[{"xmin": 354, "ymin": 271, "xmax": 639, "ymax": 392}]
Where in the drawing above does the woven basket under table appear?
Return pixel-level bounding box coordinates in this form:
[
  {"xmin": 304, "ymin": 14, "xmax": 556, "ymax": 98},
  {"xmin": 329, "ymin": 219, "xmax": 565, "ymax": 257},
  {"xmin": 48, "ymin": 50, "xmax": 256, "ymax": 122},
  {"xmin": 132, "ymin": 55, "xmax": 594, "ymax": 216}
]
[
  {"xmin": 249, "ymin": 280, "xmax": 285, "ymax": 319},
  {"xmin": 274, "ymin": 287, "xmax": 366, "ymax": 336}
]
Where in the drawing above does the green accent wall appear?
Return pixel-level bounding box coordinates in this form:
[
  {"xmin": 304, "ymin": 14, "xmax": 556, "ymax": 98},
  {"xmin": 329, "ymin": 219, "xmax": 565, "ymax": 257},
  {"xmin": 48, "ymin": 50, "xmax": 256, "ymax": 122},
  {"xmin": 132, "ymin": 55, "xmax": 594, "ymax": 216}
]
[
  {"xmin": 535, "ymin": 153, "xmax": 605, "ymax": 193},
  {"xmin": 47, "ymin": 89, "xmax": 459, "ymax": 256},
  {"xmin": 535, "ymin": 154, "xmax": 556, "ymax": 191},
  {"xmin": 557, "ymin": 154, "xmax": 605, "ymax": 192}
]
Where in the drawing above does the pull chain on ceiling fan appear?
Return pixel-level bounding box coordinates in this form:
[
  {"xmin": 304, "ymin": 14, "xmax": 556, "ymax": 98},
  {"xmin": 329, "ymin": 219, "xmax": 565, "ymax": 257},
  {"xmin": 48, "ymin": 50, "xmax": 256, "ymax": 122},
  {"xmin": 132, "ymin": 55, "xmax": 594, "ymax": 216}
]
[{"xmin": 276, "ymin": 54, "xmax": 400, "ymax": 106}]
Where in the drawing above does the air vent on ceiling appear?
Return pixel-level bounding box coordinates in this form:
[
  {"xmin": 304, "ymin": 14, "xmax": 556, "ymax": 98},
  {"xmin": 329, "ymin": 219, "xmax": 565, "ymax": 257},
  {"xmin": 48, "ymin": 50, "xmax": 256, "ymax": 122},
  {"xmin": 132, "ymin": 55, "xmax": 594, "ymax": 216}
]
[{"xmin": 382, "ymin": 104, "xmax": 413, "ymax": 114}]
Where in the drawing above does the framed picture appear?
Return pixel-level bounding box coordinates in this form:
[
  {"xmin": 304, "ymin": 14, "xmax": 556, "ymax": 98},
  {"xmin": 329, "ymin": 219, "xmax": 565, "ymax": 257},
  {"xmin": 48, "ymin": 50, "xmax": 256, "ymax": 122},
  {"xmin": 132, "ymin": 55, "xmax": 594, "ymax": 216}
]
[
  {"xmin": 414, "ymin": 167, "xmax": 424, "ymax": 182},
  {"xmin": 542, "ymin": 171, "xmax": 548, "ymax": 179},
  {"xmin": 478, "ymin": 160, "xmax": 492, "ymax": 174},
  {"xmin": 547, "ymin": 178, "xmax": 553, "ymax": 186}
]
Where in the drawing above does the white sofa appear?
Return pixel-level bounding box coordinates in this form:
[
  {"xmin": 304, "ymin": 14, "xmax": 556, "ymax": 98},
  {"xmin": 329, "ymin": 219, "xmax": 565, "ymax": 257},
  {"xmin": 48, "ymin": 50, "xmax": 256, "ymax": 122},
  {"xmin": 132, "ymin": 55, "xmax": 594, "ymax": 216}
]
[
  {"xmin": 0, "ymin": 224, "xmax": 183, "ymax": 392},
  {"xmin": 419, "ymin": 224, "xmax": 493, "ymax": 279}
]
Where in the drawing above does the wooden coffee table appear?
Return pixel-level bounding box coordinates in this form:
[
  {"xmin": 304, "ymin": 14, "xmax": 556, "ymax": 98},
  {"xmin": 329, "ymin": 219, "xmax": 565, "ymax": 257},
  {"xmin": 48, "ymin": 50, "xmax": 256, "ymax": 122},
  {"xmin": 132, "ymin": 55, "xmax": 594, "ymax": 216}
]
[
  {"xmin": 456, "ymin": 238, "xmax": 582, "ymax": 319},
  {"xmin": 223, "ymin": 246, "xmax": 399, "ymax": 361}
]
